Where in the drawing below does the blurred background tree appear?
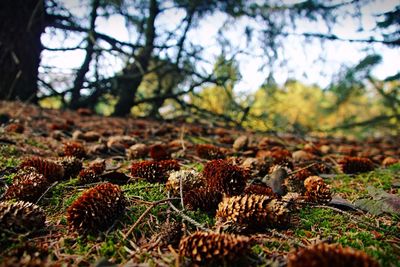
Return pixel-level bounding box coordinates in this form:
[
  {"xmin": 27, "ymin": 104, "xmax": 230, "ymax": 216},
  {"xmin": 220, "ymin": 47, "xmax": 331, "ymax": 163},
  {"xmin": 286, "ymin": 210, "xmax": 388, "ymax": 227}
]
[{"xmin": 0, "ymin": 0, "xmax": 398, "ymax": 136}]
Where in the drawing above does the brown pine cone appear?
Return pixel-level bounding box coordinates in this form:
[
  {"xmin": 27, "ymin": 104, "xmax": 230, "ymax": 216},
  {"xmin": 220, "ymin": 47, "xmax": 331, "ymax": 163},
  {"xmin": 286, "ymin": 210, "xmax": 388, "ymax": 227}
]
[
  {"xmin": 215, "ymin": 194, "xmax": 290, "ymax": 233},
  {"xmin": 1, "ymin": 241, "xmax": 49, "ymax": 267},
  {"xmin": 67, "ymin": 183, "xmax": 126, "ymax": 234},
  {"xmin": 56, "ymin": 156, "xmax": 82, "ymax": 179},
  {"xmin": 130, "ymin": 160, "xmax": 180, "ymax": 183},
  {"xmin": 285, "ymin": 169, "xmax": 312, "ymax": 193},
  {"xmin": 179, "ymin": 231, "xmax": 251, "ymax": 265},
  {"xmin": 20, "ymin": 156, "xmax": 64, "ymax": 182},
  {"xmin": 338, "ymin": 156, "xmax": 375, "ymax": 174},
  {"xmin": 89, "ymin": 159, "xmax": 106, "ymax": 174},
  {"xmin": 166, "ymin": 170, "xmax": 204, "ymax": 195},
  {"xmin": 303, "ymin": 176, "xmax": 332, "ymax": 203},
  {"xmin": 183, "ymin": 188, "xmax": 223, "ymax": 214},
  {"xmin": 382, "ymin": 157, "xmax": 399, "ymax": 167},
  {"xmin": 149, "ymin": 221, "xmax": 183, "ymax": 248},
  {"xmin": 243, "ymin": 184, "xmax": 278, "ymax": 198},
  {"xmin": 149, "ymin": 144, "xmax": 170, "ymax": 160},
  {"xmin": 287, "ymin": 243, "xmax": 380, "ymax": 267},
  {"xmin": 0, "ymin": 201, "xmax": 46, "ymax": 233},
  {"xmin": 5, "ymin": 122, "xmax": 24, "ymax": 133},
  {"xmin": 78, "ymin": 168, "xmax": 100, "ymax": 184},
  {"xmin": 63, "ymin": 141, "xmax": 86, "ymax": 158},
  {"xmin": 196, "ymin": 144, "xmax": 225, "ymax": 159},
  {"xmin": 202, "ymin": 159, "xmax": 248, "ymax": 196},
  {"xmin": 3, "ymin": 171, "xmax": 49, "ymax": 202}
]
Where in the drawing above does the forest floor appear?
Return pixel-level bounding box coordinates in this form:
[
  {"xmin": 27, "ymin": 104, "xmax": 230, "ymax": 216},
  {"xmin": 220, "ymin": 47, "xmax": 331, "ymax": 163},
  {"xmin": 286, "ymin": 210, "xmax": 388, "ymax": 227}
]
[{"xmin": 0, "ymin": 100, "xmax": 399, "ymax": 267}]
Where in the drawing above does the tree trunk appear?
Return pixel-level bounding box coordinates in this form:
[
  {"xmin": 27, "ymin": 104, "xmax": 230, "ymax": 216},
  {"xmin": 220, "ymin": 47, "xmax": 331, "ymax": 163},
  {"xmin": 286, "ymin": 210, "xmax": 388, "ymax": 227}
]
[
  {"xmin": 0, "ymin": 0, "xmax": 45, "ymax": 102},
  {"xmin": 69, "ymin": 0, "xmax": 100, "ymax": 109},
  {"xmin": 112, "ymin": 0, "xmax": 158, "ymax": 116}
]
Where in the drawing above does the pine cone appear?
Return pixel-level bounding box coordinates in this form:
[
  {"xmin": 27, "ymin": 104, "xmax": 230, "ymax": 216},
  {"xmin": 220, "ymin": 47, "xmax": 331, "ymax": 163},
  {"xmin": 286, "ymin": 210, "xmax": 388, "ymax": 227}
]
[
  {"xmin": 309, "ymin": 162, "xmax": 331, "ymax": 174},
  {"xmin": 56, "ymin": 156, "xmax": 82, "ymax": 179},
  {"xmin": 5, "ymin": 122, "xmax": 24, "ymax": 133},
  {"xmin": 67, "ymin": 183, "xmax": 126, "ymax": 234},
  {"xmin": 243, "ymin": 184, "xmax": 278, "ymax": 198},
  {"xmin": 1, "ymin": 241, "xmax": 49, "ymax": 267},
  {"xmin": 215, "ymin": 194, "xmax": 290, "ymax": 233},
  {"xmin": 20, "ymin": 156, "xmax": 64, "ymax": 182},
  {"xmin": 63, "ymin": 141, "xmax": 86, "ymax": 158},
  {"xmin": 202, "ymin": 159, "xmax": 248, "ymax": 196},
  {"xmin": 126, "ymin": 143, "xmax": 149, "ymax": 159},
  {"xmin": 382, "ymin": 157, "xmax": 399, "ymax": 167},
  {"xmin": 166, "ymin": 170, "xmax": 204, "ymax": 195},
  {"xmin": 338, "ymin": 156, "xmax": 375, "ymax": 174},
  {"xmin": 0, "ymin": 201, "xmax": 46, "ymax": 233},
  {"xmin": 196, "ymin": 144, "xmax": 225, "ymax": 159},
  {"xmin": 269, "ymin": 147, "xmax": 293, "ymax": 166},
  {"xmin": 179, "ymin": 231, "xmax": 251, "ymax": 265},
  {"xmin": 149, "ymin": 221, "xmax": 183, "ymax": 248},
  {"xmin": 130, "ymin": 160, "xmax": 180, "ymax": 183},
  {"xmin": 3, "ymin": 171, "xmax": 49, "ymax": 202},
  {"xmin": 89, "ymin": 159, "xmax": 106, "ymax": 174},
  {"xmin": 78, "ymin": 168, "xmax": 100, "ymax": 184},
  {"xmin": 149, "ymin": 144, "xmax": 170, "ymax": 160},
  {"xmin": 285, "ymin": 169, "xmax": 312, "ymax": 193},
  {"xmin": 287, "ymin": 243, "xmax": 380, "ymax": 267},
  {"xmin": 303, "ymin": 176, "xmax": 331, "ymax": 203},
  {"xmin": 183, "ymin": 188, "xmax": 223, "ymax": 214}
]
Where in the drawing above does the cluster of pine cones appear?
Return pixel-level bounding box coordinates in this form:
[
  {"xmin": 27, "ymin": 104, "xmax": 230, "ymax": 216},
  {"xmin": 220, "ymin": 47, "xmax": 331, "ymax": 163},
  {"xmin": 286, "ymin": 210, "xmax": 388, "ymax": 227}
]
[
  {"xmin": 1, "ymin": 156, "xmax": 126, "ymax": 236},
  {"xmin": 0, "ymin": 139, "xmax": 385, "ymax": 267}
]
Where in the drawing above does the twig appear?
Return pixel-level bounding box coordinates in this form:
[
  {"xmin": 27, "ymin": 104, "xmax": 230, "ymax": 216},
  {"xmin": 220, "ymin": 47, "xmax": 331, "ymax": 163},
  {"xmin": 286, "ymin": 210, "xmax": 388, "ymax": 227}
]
[
  {"xmin": 167, "ymin": 201, "xmax": 210, "ymax": 232},
  {"xmin": 168, "ymin": 245, "xmax": 180, "ymax": 267},
  {"xmin": 36, "ymin": 181, "xmax": 58, "ymax": 204},
  {"xmin": 287, "ymin": 162, "xmax": 317, "ymax": 175},
  {"xmin": 122, "ymin": 183, "xmax": 162, "ymax": 193},
  {"xmin": 65, "ymin": 181, "xmax": 103, "ymax": 189},
  {"xmin": 266, "ymin": 229, "xmax": 307, "ymax": 248},
  {"xmin": 124, "ymin": 198, "xmax": 177, "ymax": 239},
  {"xmin": 179, "ymin": 172, "xmax": 185, "ymax": 210}
]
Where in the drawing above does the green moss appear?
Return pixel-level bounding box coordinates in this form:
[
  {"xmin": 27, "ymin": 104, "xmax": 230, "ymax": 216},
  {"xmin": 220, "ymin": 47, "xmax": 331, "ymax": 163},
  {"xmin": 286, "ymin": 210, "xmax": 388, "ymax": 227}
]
[
  {"xmin": 122, "ymin": 180, "xmax": 166, "ymax": 201},
  {"xmin": 25, "ymin": 139, "xmax": 48, "ymax": 150},
  {"xmin": 0, "ymin": 145, "xmax": 20, "ymax": 169},
  {"xmin": 388, "ymin": 163, "xmax": 400, "ymax": 172},
  {"xmin": 295, "ymin": 207, "xmax": 398, "ymax": 266},
  {"xmin": 3, "ymin": 173, "xmax": 16, "ymax": 185},
  {"xmin": 45, "ymin": 179, "xmax": 82, "ymax": 214},
  {"xmin": 184, "ymin": 162, "xmax": 204, "ymax": 172},
  {"xmin": 185, "ymin": 210, "xmax": 215, "ymax": 227},
  {"xmin": 329, "ymin": 168, "xmax": 396, "ymax": 200}
]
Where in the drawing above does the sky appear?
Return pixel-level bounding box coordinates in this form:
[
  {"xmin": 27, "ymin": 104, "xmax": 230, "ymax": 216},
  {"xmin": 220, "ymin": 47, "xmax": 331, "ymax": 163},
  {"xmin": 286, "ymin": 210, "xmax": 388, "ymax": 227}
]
[{"xmin": 41, "ymin": 0, "xmax": 400, "ymax": 94}]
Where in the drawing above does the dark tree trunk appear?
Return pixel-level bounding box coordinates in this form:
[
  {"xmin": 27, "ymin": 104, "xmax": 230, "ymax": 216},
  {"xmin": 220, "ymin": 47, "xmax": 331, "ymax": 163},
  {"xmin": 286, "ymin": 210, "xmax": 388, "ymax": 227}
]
[
  {"xmin": 112, "ymin": 0, "xmax": 159, "ymax": 116},
  {"xmin": 69, "ymin": 0, "xmax": 100, "ymax": 109},
  {"xmin": 0, "ymin": 0, "xmax": 45, "ymax": 102}
]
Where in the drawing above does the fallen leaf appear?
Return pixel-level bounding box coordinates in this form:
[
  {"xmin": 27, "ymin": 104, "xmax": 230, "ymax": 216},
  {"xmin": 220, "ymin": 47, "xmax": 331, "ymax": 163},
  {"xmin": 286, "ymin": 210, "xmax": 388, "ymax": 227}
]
[{"xmin": 354, "ymin": 186, "xmax": 400, "ymax": 215}]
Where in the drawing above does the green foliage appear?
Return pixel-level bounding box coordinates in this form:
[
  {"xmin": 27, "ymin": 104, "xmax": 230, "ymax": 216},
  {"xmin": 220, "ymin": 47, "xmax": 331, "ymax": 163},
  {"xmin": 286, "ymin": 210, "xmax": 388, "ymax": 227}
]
[
  {"xmin": 296, "ymin": 207, "xmax": 398, "ymax": 266},
  {"xmin": 0, "ymin": 145, "xmax": 20, "ymax": 170},
  {"xmin": 329, "ymin": 54, "xmax": 382, "ymax": 107},
  {"xmin": 122, "ymin": 181, "xmax": 166, "ymax": 201},
  {"xmin": 329, "ymin": 168, "xmax": 395, "ymax": 201}
]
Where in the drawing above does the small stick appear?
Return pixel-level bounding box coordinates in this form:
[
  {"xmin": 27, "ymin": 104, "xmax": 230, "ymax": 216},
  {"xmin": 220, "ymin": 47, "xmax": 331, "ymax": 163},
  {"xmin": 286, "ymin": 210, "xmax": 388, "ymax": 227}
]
[
  {"xmin": 266, "ymin": 229, "xmax": 306, "ymax": 248},
  {"xmin": 168, "ymin": 245, "xmax": 180, "ymax": 267},
  {"xmin": 124, "ymin": 198, "xmax": 177, "ymax": 239},
  {"xmin": 168, "ymin": 201, "xmax": 209, "ymax": 232},
  {"xmin": 287, "ymin": 163, "xmax": 317, "ymax": 175},
  {"xmin": 179, "ymin": 126, "xmax": 187, "ymax": 151},
  {"xmin": 179, "ymin": 172, "xmax": 185, "ymax": 210},
  {"xmin": 36, "ymin": 181, "xmax": 58, "ymax": 204}
]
